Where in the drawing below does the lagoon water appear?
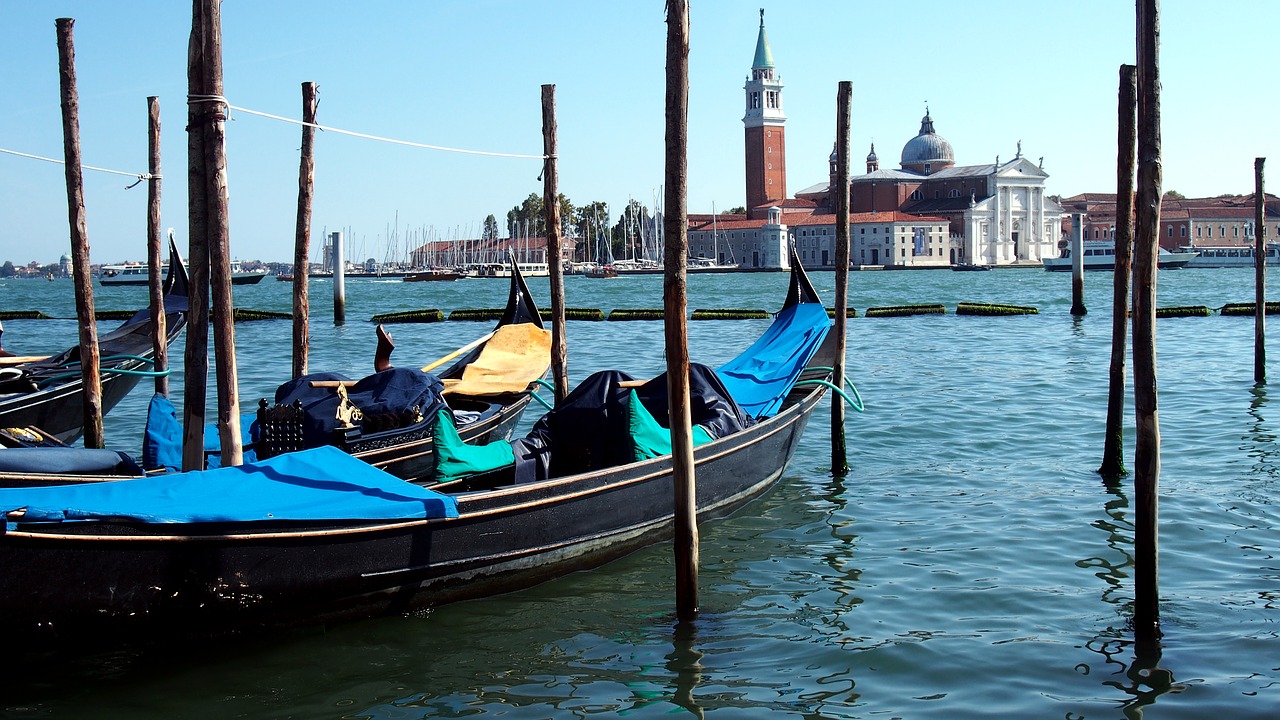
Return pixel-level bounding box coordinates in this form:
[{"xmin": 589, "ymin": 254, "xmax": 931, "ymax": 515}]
[{"xmin": 1, "ymin": 267, "xmax": 1277, "ymax": 718}]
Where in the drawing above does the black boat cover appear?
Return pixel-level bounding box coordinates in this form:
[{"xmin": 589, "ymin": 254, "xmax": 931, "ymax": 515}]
[
  {"xmin": 507, "ymin": 363, "xmax": 753, "ymax": 483},
  {"xmin": 274, "ymin": 367, "xmax": 447, "ymax": 449}
]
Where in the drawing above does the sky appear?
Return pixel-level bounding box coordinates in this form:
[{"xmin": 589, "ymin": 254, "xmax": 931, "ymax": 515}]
[{"xmin": 1, "ymin": 1, "xmax": 1276, "ymax": 266}]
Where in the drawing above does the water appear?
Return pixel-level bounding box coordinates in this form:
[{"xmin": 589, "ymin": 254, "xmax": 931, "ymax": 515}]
[{"xmin": 1, "ymin": 268, "xmax": 1277, "ymax": 718}]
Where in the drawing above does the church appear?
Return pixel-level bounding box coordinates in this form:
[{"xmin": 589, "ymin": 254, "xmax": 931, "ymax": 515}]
[{"xmin": 687, "ymin": 11, "xmax": 1062, "ymax": 269}]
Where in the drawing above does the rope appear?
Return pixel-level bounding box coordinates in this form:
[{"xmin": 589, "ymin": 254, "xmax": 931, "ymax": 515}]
[
  {"xmin": 0, "ymin": 148, "xmax": 157, "ymax": 186},
  {"xmin": 191, "ymin": 94, "xmax": 546, "ymax": 160}
]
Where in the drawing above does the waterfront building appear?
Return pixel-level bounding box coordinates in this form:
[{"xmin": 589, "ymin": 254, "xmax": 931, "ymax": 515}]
[
  {"xmin": 1059, "ymin": 192, "xmax": 1280, "ymax": 252},
  {"xmin": 795, "ymin": 113, "xmax": 1063, "ymax": 267}
]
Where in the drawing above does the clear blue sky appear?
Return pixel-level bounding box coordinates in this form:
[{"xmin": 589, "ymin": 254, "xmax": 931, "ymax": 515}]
[{"xmin": 1, "ymin": 1, "xmax": 1275, "ymax": 265}]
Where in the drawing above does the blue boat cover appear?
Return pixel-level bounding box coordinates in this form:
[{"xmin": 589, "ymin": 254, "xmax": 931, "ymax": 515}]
[
  {"xmin": 716, "ymin": 302, "xmax": 832, "ymax": 418},
  {"xmin": 0, "ymin": 445, "xmax": 457, "ymax": 525}
]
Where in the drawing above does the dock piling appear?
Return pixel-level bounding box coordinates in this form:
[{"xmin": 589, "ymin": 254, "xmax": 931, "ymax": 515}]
[
  {"xmin": 542, "ymin": 84, "xmax": 568, "ymax": 404},
  {"xmin": 293, "ymin": 81, "xmax": 317, "ymax": 378},
  {"xmin": 664, "ymin": 0, "xmax": 698, "ymax": 622},
  {"xmin": 146, "ymin": 96, "xmax": 168, "ymax": 398},
  {"xmin": 55, "ymin": 17, "xmax": 104, "ymax": 449},
  {"xmin": 1100, "ymin": 65, "xmax": 1137, "ymax": 479},
  {"xmin": 1255, "ymin": 158, "xmax": 1266, "ymax": 384},
  {"xmin": 1133, "ymin": 0, "xmax": 1164, "ymax": 649},
  {"xmin": 831, "ymin": 81, "xmax": 851, "ymax": 475}
]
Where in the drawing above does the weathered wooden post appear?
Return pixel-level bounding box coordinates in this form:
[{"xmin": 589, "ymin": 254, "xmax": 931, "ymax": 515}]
[
  {"xmin": 1255, "ymin": 158, "xmax": 1266, "ymax": 384},
  {"xmin": 332, "ymin": 230, "xmax": 346, "ymax": 326},
  {"xmin": 188, "ymin": 0, "xmax": 242, "ymax": 467},
  {"xmin": 831, "ymin": 81, "xmax": 851, "ymax": 475},
  {"xmin": 1100, "ymin": 65, "xmax": 1137, "ymax": 479},
  {"xmin": 146, "ymin": 96, "xmax": 169, "ymax": 397},
  {"xmin": 55, "ymin": 17, "xmax": 104, "ymax": 449},
  {"xmin": 1133, "ymin": 0, "xmax": 1163, "ymax": 647},
  {"xmin": 541, "ymin": 84, "xmax": 568, "ymax": 404},
  {"xmin": 664, "ymin": 0, "xmax": 698, "ymax": 620},
  {"xmin": 293, "ymin": 81, "xmax": 317, "ymax": 378},
  {"xmin": 1071, "ymin": 213, "xmax": 1087, "ymax": 316},
  {"xmin": 183, "ymin": 4, "xmax": 211, "ymax": 470}
]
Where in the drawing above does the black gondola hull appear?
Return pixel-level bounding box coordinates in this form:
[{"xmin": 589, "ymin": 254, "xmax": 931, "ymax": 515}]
[{"xmin": 0, "ymin": 386, "xmax": 823, "ymax": 645}]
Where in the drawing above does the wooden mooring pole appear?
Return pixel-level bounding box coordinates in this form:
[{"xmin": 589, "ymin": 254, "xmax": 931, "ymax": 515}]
[
  {"xmin": 293, "ymin": 81, "xmax": 317, "ymax": 378},
  {"xmin": 542, "ymin": 84, "xmax": 568, "ymax": 404},
  {"xmin": 1070, "ymin": 213, "xmax": 1087, "ymax": 316},
  {"xmin": 146, "ymin": 96, "xmax": 169, "ymax": 398},
  {"xmin": 664, "ymin": 0, "xmax": 698, "ymax": 621},
  {"xmin": 1099, "ymin": 65, "xmax": 1137, "ymax": 479},
  {"xmin": 333, "ymin": 231, "xmax": 346, "ymax": 326},
  {"xmin": 1133, "ymin": 0, "xmax": 1163, "ymax": 647},
  {"xmin": 831, "ymin": 81, "xmax": 851, "ymax": 475},
  {"xmin": 188, "ymin": 0, "xmax": 242, "ymax": 467},
  {"xmin": 55, "ymin": 17, "xmax": 104, "ymax": 449},
  {"xmin": 1255, "ymin": 158, "xmax": 1266, "ymax": 384}
]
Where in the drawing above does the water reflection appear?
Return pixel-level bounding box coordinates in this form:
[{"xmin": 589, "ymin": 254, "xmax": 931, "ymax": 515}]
[{"xmin": 1078, "ymin": 480, "xmax": 1183, "ymax": 716}]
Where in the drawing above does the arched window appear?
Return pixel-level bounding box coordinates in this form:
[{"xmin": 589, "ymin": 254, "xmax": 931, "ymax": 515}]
[{"xmin": 910, "ymin": 190, "xmax": 923, "ymax": 201}]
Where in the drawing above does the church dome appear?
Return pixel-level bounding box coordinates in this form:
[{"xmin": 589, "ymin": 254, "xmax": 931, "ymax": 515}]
[
  {"xmin": 900, "ymin": 110, "xmax": 954, "ymax": 172},
  {"xmin": 866, "ymin": 143, "xmax": 878, "ymax": 163}
]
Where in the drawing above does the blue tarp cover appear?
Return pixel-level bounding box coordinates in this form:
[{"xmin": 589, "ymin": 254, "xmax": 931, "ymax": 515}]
[
  {"xmin": 716, "ymin": 302, "xmax": 832, "ymax": 418},
  {"xmin": 0, "ymin": 445, "xmax": 457, "ymax": 525}
]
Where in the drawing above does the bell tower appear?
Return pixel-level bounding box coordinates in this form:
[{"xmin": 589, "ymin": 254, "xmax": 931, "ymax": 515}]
[{"xmin": 743, "ymin": 9, "xmax": 786, "ymax": 219}]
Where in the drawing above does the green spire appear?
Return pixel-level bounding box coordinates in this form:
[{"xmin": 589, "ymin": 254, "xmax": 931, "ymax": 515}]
[{"xmin": 753, "ymin": 8, "xmax": 774, "ymax": 69}]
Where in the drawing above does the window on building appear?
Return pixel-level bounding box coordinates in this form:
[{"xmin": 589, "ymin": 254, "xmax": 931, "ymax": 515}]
[
  {"xmin": 1197, "ymin": 226, "xmax": 1202, "ymax": 237},
  {"xmin": 1168, "ymin": 226, "xmax": 1174, "ymax": 238},
  {"xmin": 750, "ymin": 92, "xmax": 760, "ymax": 109},
  {"xmin": 949, "ymin": 189, "xmax": 960, "ymax": 198},
  {"xmin": 1234, "ymin": 226, "xmax": 1239, "ymax": 238},
  {"xmin": 910, "ymin": 190, "xmax": 923, "ymax": 201},
  {"xmin": 1207, "ymin": 226, "xmax": 1212, "ymax": 238},
  {"xmin": 1181, "ymin": 226, "xmax": 1187, "ymax": 237}
]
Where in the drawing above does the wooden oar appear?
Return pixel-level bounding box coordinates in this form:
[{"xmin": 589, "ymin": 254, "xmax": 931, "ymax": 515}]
[
  {"xmin": 422, "ymin": 330, "xmax": 495, "ymax": 373},
  {"xmin": 0, "ymin": 355, "xmax": 52, "ymax": 367}
]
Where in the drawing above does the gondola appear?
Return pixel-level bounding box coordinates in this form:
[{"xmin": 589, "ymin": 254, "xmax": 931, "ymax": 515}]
[
  {"xmin": 0, "ymin": 253, "xmax": 841, "ymax": 646},
  {"xmin": 0, "ymin": 256, "xmax": 551, "ymax": 485},
  {"xmin": 261, "ymin": 256, "xmax": 550, "ymax": 480},
  {"xmin": 0, "ymin": 238, "xmax": 189, "ymax": 443}
]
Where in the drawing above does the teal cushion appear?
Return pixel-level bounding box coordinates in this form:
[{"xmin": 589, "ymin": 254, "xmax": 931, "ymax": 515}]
[
  {"xmin": 432, "ymin": 408, "xmax": 514, "ymax": 483},
  {"xmin": 627, "ymin": 389, "xmax": 713, "ymax": 462}
]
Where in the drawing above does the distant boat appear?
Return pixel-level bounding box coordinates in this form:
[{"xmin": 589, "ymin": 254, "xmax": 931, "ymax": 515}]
[
  {"xmin": 101, "ymin": 259, "xmax": 267, "ymax": 286},
  {"xmin": 403, "ymin": 269, "xmax": 463, "ymax": 282},
  {"xmin": 951, "ymin": 263, "xmax": 992, "ymax": 272},
  {"xmin": 583, "ymin": 264, "xmax": 618, "ymax": 279},
  {"xmin": 1042, "ymin": 240, "xmax": 1197, "ymax": 271},
  {"xmin": 1180, "ymin": 243, "xmax": 1280, "ymax": 268}
]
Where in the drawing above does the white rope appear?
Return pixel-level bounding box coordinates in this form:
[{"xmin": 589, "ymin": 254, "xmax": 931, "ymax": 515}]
[
  {"xmin": 0, "ymin": 147, "xmax": 157, "ymax": 185},
  {"xmin": 224, "ymin": 102, "xmax": 547, "ymax": 160}
]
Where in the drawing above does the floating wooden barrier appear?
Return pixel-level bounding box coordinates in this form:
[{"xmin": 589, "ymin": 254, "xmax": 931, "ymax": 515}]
[
  {"xmin": 956, "ymin": 302, "xmax": 1039, "ymax": 316},
  {"xmin": 232, "ymin": 308, "xmax": 292, "ymax": 322},
  {"xmin": 0, "ymin": 311, "xmax": 53, "ymax": 320},
  {"xmin": 540, "ymin": 307, "xmax": 605, "ymax": 321},
  {"xmin": 608, "ymin": 308, "xmax": 666, "ymax": 321},
  {"xmin": 865, "ymin": 304, "xmax": 946, "ymax": 318},
  {"xmin": 691, "ymin": 309, "xmax": 769, "ymax": 320},
  {"xmin": 827, "ymin": 307, "xmax": 858, "ymax": 319},
  {"xmin": 93, "ymin": 310, "xmax": 136, "ymax": 320},
  {"xmin": 448, "ymin": 308, "xmax": 504, "ymax": 322},
  {"xmin": 370, "ymin": 309, "xmax": 444, "ymax": 324},
  {"xmin": 1222, "ymin": 302, "xmax": 1280, "ymax": 316},
  {"xmin": 1156, "ymin": 305, "xmax": 1211, "ymax": 318}
]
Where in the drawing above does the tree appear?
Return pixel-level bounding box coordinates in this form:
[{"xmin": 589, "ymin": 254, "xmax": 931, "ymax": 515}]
[
  {"xmin": 1164, "ymin": 190, "xmax": 1186, "ymax": 200},
  {"xmin": 482, "ymin": 214, "xmax": 499, "ymax": 242},
  {"xmin": 0, "ymin": 261, "xmax": 15, "ymax": 278},
  {"xmin": 727, "ymin": 206, "xmax": 747, "ymax": 215},
  {"xmin": 507, "ymin": 192, "xmax": 545, "ymax": 238}
]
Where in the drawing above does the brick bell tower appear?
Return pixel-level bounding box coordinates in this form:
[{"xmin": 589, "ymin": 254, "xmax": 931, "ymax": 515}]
[{"xmin": 743, "ymin": 8, "xmax": 786, "ymax": 219}]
